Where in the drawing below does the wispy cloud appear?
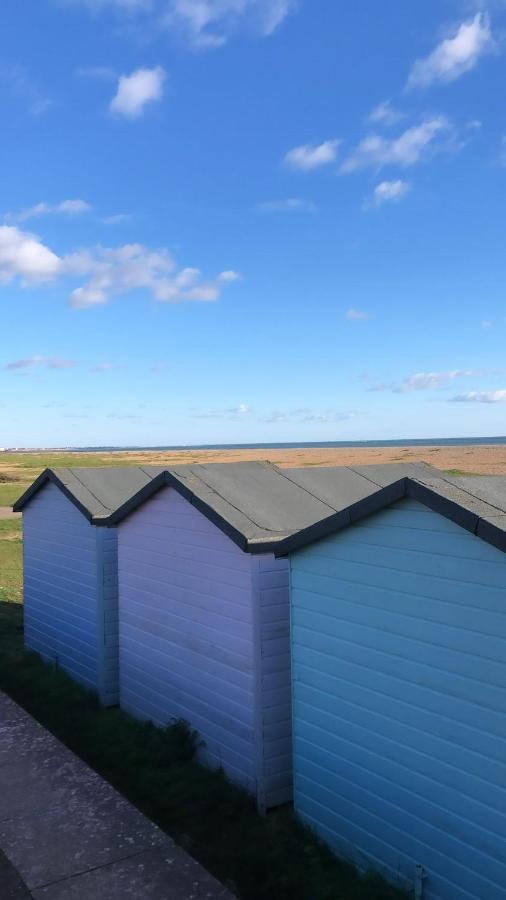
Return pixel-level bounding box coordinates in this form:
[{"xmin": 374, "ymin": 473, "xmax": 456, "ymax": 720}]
[
  {"xmin": 341, "ymin": 117, "xmax": 450, "ymax": 173},
  {"xmin": 255, "ymin": 198, "xmax": 316, "ymax": 214},
  {"xmin": 66, "ymin": 246, "xmax": 240, "ymax": 308},
  {"xmin": 162, "ymin": 0, "xmax": 296, "ymax": 47},
  {"xmin": 5, "ymin": 200, "xmax": 92, "ymax": 224},
  {"xmin": 89, "ymin": 362, "xmax": 116, "ymax": 372},
  {"xmin": 4, "ymin": 356, "xmax": 77, "ymax": 371},
  {"xmin": 368, "ymin": 101, "xmax": 402, "ymax": 127},
  {"xmin": 284, "ymin": 139, "xmax": 340, "ymax": 171},
  {"xmin": 371, "ymin": 179, "xmax": 410, "ymax": 206},
  {"xmin": 345, "ymin": 308, "xmax": 371, "ymax": 321},
  {"xmin": 260, "ymin": 408, "xmax": 360, "ymax": 424},
  {"xmin": 110, "ymin": 66, "xmax": 166, "ymax": 118},
  {"xmin": 450, "ymin": 390, "xmax": 506, "ymax": 403},
  {"xmin": 190, "ymin": 403, "xmax": 251, "ymax": 420},
  {"xmin": 68, "ymin": 0, "xmax": 296, "ymax": 47},
  {"xmin": 407, "ymin": 13, "xmax": 494, "ymax": 89},
  {"xmin": 0, "ymin": 64, "xmax": 52, "ymax": 115},
  {"xmin": 370, "ymin": 369, "xmax": 483, "ymax": 393},
  {"xmin": 101, "ymin": 213, "xmax": 132, "ymax": 225},
  {"xmin": 0, "ymin": 225, "xmax": 239, "ymax": 309}
]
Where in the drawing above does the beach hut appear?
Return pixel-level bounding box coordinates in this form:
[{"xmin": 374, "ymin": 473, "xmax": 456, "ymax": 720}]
[
  {"xmin": 108, "ymin": 460, "xmax": 426, "ymax": 810},
  {"xmin": 275, "ymin": 469, "xmax": 506, "ymax": 900},
  {"xmin": 13, "ymin": 466, "xmax": 164, "ymax": 705}
]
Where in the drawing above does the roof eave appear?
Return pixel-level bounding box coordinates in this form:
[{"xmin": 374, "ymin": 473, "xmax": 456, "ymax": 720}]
[
  {"xmin": 274, "ymin": 478, "xmax": 408, "ymax": 556},
  {"xmin": 13, "ymin": 468, "xmax": 94, "ymax": 523}
]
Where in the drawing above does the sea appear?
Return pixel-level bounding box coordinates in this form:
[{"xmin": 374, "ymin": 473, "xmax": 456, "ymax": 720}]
[{"xmin": 73, "ymin": 436, "xmax": 506, "ymax": 452}]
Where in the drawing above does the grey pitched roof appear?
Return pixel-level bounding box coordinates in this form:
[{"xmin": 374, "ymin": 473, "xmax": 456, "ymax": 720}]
[
  {"xmin": 273, "ymin": 466, "xmax": 506, "ymax": 556},
  {"xmin": 108, "ymin": 460, "xmax": 473, "ymax": 553},
  {"xmin": 13, "ymin": 466, "xmax": 166, "ymax": 521},
  {"xmin": 14, "ymin": 460, "xmax": 506, "ymax": 554}
]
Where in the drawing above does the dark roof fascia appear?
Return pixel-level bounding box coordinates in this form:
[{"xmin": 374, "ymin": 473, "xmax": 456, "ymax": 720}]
[
  {"xmin": 107, "ymin": 470, "xmax": 250, "ymax": 550},
  {"xmin": 163, "ymin": 470, "xmax": 249, "ymax": 552},
  {"xmin": 274, "ymin": 478, "xmax": 407, "ymax": 557},
  {"xmin": 102, "ymin": 470, "xmax": 168, "ymax": 527},
  {"xmin": 405, "ymin": 479, "xmax": 480, "ymax": 537},
  {"xmin": 406, "ymin": 480, "xmax": 506, "ymax": 552},
  {"xmin": 275, "ymin": 476, "xmax": 506, "ymax": 556},
  {"xmin": 13, "ymin": 468, "xmax": 94, "ymax": 522}
]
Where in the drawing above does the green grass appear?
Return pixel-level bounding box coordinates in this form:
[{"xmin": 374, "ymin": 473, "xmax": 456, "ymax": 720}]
[
  {"xmin": 0, "ymin": 601, "xmax": 406, "ymax": 900},
  {"xmin": 0, "ymin": 520, "xmax": 22, "ymax": 603},
  {"xmin": 0, "ymin": 483, "xmax": 29, "ymax": 506}
]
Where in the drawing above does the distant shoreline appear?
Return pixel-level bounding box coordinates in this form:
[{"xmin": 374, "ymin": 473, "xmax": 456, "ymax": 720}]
[{"xmin": 3, "ymin": 436, "xmax": 506, "ymax": 453}]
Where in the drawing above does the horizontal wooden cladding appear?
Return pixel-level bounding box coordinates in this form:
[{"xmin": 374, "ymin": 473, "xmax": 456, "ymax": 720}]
[
  {"xmin": 121, "ymin": 600, "xmax": 254, "ymax": 664},
  {"xmin": 254, "ymin": 553, "xmax": 292, "ymax": 808},
  {"xmin": 23, "ymin": 482, "xmax": 101, "ymax": 695},
  {"xmin": 121, "ymin": 539, "xmax": 253, "ymax": 590},
  {"xmin": 118, "ymin": 485, "xmax": 259, "ymax": 793},
  {"xmin": 120, "ymin": 564, "xmax": 253, "ymax": 622},
  {"xmin": 291, "ymin": 499, "xmax": 506, "ymax": 900},
  {"xmin": 295, "ymin": 782, "xmax": 503, "ymax": 900}
]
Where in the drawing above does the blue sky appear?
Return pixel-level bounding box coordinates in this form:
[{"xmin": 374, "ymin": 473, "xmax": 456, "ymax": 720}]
[{"xmin": 1, "ymin": 0, "xmax": 506, "ymax": 447}]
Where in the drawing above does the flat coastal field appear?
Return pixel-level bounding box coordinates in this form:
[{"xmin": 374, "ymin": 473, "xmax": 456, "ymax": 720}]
[{"xmin": 1, "ymin": 443, "xmax": 505, "ymax": 603}]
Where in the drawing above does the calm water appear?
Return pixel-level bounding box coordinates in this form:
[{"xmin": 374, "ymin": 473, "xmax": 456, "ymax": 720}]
[{"xmin": 74, "ymin": 436, "xmax": 506, "ymax": 452}]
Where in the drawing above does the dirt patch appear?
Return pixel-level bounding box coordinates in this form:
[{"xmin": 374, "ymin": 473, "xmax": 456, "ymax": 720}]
[{"xmin": 0, "ymin": 509, "xmax": 20, "ymax": 520}]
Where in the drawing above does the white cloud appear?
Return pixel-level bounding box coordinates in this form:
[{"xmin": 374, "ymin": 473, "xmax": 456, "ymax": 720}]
[
  {"xmin": 190, "ymin": 403, "xmax": 252, "ymax": 419},
  {"xmin": 395, "ymin": 369, "xmax": 480, "ymax": 392},
  {"xmin": 0, "ymin": 225, "xmax": 238, "ymax": 309},
  {"xmin": 255, "ymin": 198, "xmax": 316, "ymax": 213},
  {"xmin": 345, "ymin": 308, "xmax": 370, "ymax": 321},
  {"xmin": 341, "ymin": 117, "xmax": 450, "ymax": 173},
  {"xmin": 4, "ymin": 356, "xmax": 77, "ymax": 370},
  {"xmin": 163, "ymin": 0, "xmax": 295, "ymax": 47},
  {"xmin": 66, "ymin": 0, "xmax": 296, "ymax": 45},
  {"xmin": 217, "ymin": 269, "xmax": 240, "ymax": 282},
  {"xmin": 110, "ymin": 66, "xmax": 166, "ymax": 118},
  {"xmin": 260, "ymin": 408, "xmax": 359, "ymax": 424},
  {"xmin": 0, "ymin": 226, "xmax": 62, "ymax": 284},
  {"xmin": 65, "ymin": 243, "xmax": 239, "ymax": 308},
  {"xmin": 5, "ymin": 200, "xmax": 92, "ymax": 224},
  {"xmin": 407, "ymin": 13, "xmax": 494, "ymax": 89},
  {"xmin": 368, "ymin": 101, "xmax": 402, "ymax": 127},
  {"xmin": 102, "ymin": 213, "xmax": 132, "ymax": 225},
  {"xmin": 450, "ymin": 390, "xmax": 506, "ymax": 403},
  {"xmin": 284, "ymin": 140, "xmax": 340, "ymax": 171},
  {"xmin": 373, "ymin": 180, "xmax": 410, "ymax": 205}
]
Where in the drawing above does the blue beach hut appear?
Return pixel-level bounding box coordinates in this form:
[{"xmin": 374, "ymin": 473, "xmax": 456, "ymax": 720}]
[{"xmin": 275, "ymin": 469, "xmax": 506, "ymax": 900}]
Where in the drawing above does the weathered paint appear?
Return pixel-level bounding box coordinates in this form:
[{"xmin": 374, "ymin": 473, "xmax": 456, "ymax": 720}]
[
  {"xmin": 118, "ymin": 485, "xmax": 291, "ymax": 809},
  {"xmin": 290, "ymin": 498, "xmax": 506, "ymax": 900},
  {"xmin": 22, "ymin": 481, "xmax": 118, "ymax": 704}
]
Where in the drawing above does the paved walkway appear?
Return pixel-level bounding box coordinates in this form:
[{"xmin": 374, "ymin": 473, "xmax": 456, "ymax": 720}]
[{"xmin": 0, "ymin": 693, "xmax": 235, "ymax": 899}]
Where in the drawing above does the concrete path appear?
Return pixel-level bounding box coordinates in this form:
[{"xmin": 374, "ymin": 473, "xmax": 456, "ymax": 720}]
[{"xmin": 0, "ymin": 693, "xmax": 235, "ymax": 899}]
